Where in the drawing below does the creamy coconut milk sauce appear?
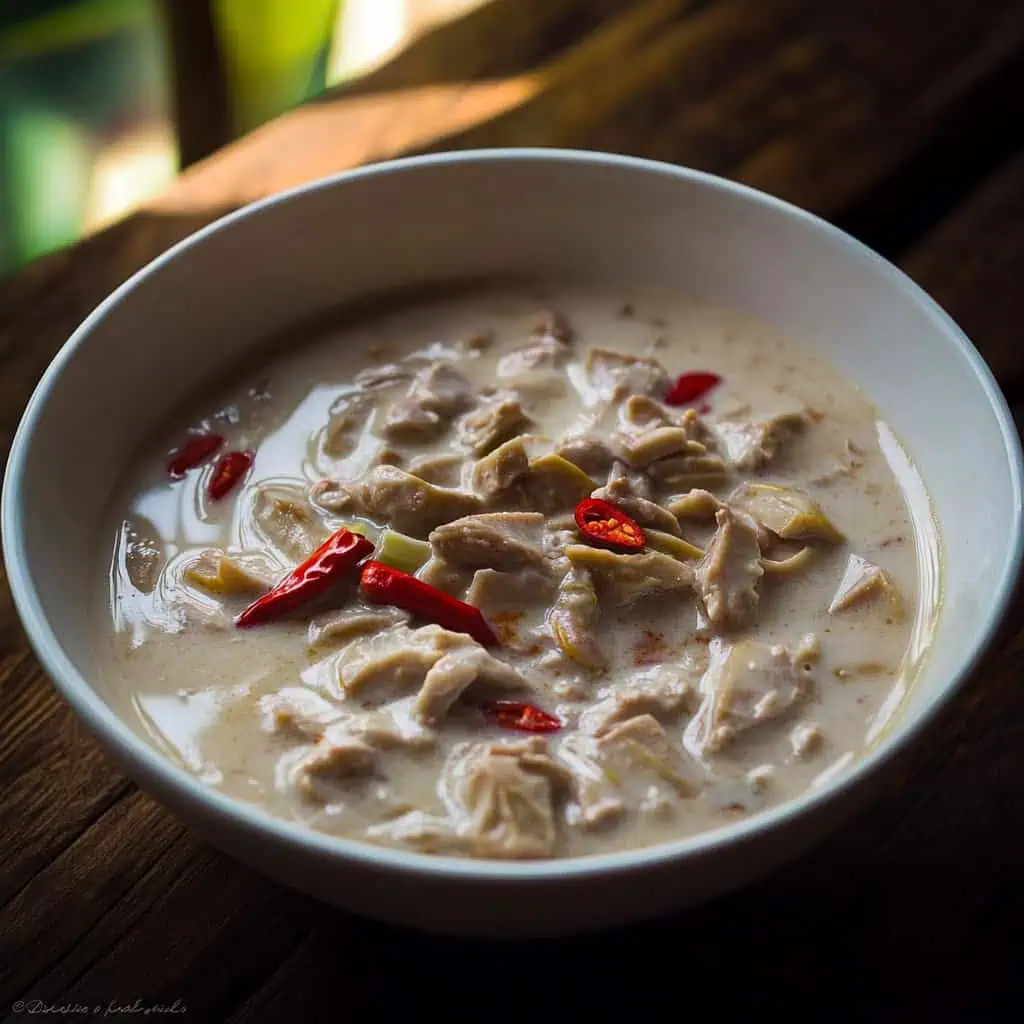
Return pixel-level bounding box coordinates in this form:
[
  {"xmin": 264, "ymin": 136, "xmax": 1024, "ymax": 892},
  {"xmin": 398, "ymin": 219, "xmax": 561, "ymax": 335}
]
[{"xmin": 95, "ymin": 283, "xmax": 940, "ymax": 860}]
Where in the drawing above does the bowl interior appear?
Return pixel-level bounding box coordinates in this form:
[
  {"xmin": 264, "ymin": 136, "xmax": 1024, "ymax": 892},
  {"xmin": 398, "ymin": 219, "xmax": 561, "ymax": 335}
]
[{"xmin": 5, "ymin": 151, "xmax": 1021, "ymax": 873}]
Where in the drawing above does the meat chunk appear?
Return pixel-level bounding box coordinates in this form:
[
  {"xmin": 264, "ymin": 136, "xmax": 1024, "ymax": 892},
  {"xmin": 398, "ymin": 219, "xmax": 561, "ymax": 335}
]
[
  {"xmin": 592, "ymin": 462, "xmax": 682, "ymax": 535},
  {"xmin": 828, "ymin": 554, "xmax": 902, "ymax": 617},
  {"xmin": 380, "ymin": 361, "xmax": 472, "ymax": 441},
  {"xmin": 554, "ymin": 435, "xmax": 616, "ymax": 478},
  {"xmin": 619, "ymin": 394, "xmax": 671, "ymax": 430},
  {"xmin": 471, "ymin": 436, "xmax": 530, "ymax": 504},
  {"xmin": 353, "ymin": 363, "xmax": 412, "ymax": 391},
  {"xmin": 322, "ymin": 391, "xmax": 375, "ymax": 457},
  {"xmin": 560, "ymin": 715, "xmax": 700, "ymax": 829},
  {"xmin": 695, "ymin": 507, "xmax": 764, "ymax": 628},
  {"xmin": 428, "ymin": 512, "xmax": 546, "ymax": 571},
  {"xmin": 586, "ymin": 348, "xmax": 669, "ymax": 401},
  {"xmin": 336, "ymin": 624, "xmax": 474, "ymax": 697},
  {"xmin": 614, "ymin": 426, "xmax": 706, "ymax": 469},
  {"xmin": 260, "ymin": 687, "xmax": 343, "ymax": 739},
  {"xmin": 809, "ymin": 438, "xmax": 866, "ymax": 486},
  {"xmin": 263, "ymin": 690, "xmax": 436, "ymax": 797},
  {"xmin": 579, "ymin": 662, "xmax": 700, "ymax": 735},
  {"xmin": 496, "ymin": 335, "xmax": 571, "ymax": 378},
  {"xmin": 407, "ymin": 453, "xmax": 464, "ymax": 487},
  {"xmin": 456, "ymin": 394, "xmax": 532, "ymax": 456},
  {"xmin": 307, "ymin": 605, "xmax": 410, "ymax": 649},
  {"xmin": 289, "ymin": 697, "xmax": 439, "ymax": 795},
  {"xmin": 729, "ymin": 482, "xmax": 843, "ymax": 544},
  {"xmin": 416, "ymin": 555, "xmax": 472, "ymax": 596},
  {"xmin": 466, "ymin": 567, "xmax": 548, "ymax": 612},
  {"xmin": 470, "ymin": 441, "xmax": 594, "ymax": 513},
  {"xmin": 366, "ymin": 810, "xmax": 461, "ymax": 854},
  {"xmin": 533, "ymin": 309, "xmax": 573, "ymax": 343},
  {"xmin": 524, "ymin": 454, "xmax": 596, "ymax": 512},
  {"xmin": 439, "ymin": 738, "xmax": 569, "ymax": 858},
  {"xmin": 311, "ymin": 466, "xmax": 482, "ymax": 536},
  {"xmin": 414, "ymin": 645, "xmax": 530, "ymax": 724},
  {"xmin": 565, "ymin": 544, "xmax": 693, "ymax": 605},
  {"xmin": 790, "ymin": 721, "xmax": 825, "ymax": 758},
  {"xmin": 251, "ymin": 485, "xmax": 328, "ymax": 564},
  {"xmin": 667, "ymin": 488, "xmax": 726, "ymax": 521},
  {"xmin": 335, "ymin": 624, "xmax": 528, "ymax": 723},
  {"xmin": 496, "ymin": 342, "xmax": 564, "ymax": 379},
  {"xmin": 686, "ymin": 641, "xmax": 812, "ymax": 756},
  {"xmin": 408, "ymin": 360, "xmax": 473, "ymax": 415},
  {"xmin": 645, "ymin": 449, "xmax": 728, "ymax": 488},
  {"xmin": 715, "ymin": 411, "xmax": 807, "ymax": 471},
  {"xmin": 495, "ymin": 312, "xmax": 573, "ymax": 379},
  {"xmin": 547, "ymin": 567, "xmax": 605, "ymax": 670},
  {"xmin": 291, "ymin": 730, "xmax": 377, "ymax": 786},
  {"xmin": 121, "ymin": 517, "xmax": 163, "ymax": 594}
]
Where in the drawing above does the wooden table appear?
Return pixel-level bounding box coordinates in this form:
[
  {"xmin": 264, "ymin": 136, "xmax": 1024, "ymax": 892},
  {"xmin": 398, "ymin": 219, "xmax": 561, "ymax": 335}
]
[{"xmin": 3, "ymin": 1, "xmax": 1024, "ymax": 1019}]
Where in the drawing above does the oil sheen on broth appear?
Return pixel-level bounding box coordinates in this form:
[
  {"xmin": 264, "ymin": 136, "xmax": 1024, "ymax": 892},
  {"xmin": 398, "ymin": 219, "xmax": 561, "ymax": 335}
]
[{"xmin": 96, "ymin": 283, "xmax": 940, "ymax": 861}]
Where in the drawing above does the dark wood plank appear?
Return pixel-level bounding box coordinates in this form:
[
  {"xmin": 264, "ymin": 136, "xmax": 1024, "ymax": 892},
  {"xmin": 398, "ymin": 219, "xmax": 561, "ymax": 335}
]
[
  {"xmin": 0, "ymin": 578, "xmax": 132, "ymax": 909},
  {"xmin": 902, "ymin": 151, "xmax": 1024, "ymax": 394},
  {"xmin": 9, "ymin": 844, "xmax": 319, "ymax": 1023},
  {"xmin": 0, "ymin": 791, "xmax": 183, "ymax": 1007}
]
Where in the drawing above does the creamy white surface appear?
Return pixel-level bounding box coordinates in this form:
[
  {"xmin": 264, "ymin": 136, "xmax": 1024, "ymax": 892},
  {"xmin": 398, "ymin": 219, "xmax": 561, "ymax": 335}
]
[{"xmin": 94, "ymin": 283, "xmax": 939, "ymax": 859}]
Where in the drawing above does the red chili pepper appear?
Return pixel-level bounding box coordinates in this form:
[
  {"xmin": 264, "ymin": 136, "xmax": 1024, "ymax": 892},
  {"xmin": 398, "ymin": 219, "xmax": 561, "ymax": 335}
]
[
  {"xmin": 236, "ymin": 528, "xmax": 374, "ymax": 628},
  {"xmin": 664, "ymin": 371, "xmax": 722, "ymax": 407},
  {"xmin": 167, "ymin": 433, "xmax": 224, "ymax": 478},
  {"xmin": 359, "ymin": 560, "xmax": 498, "ymax": 646},
  {"xmin": 208, "ymin": 450, "xmax": 254, "ymax": 501},
  {"xmin": 574, "ymin": 497, "xmax": 646, "ymax": 552},
  {"xmin": 481, "ymin": 701, "xmax": 563, "ymax": 733}
]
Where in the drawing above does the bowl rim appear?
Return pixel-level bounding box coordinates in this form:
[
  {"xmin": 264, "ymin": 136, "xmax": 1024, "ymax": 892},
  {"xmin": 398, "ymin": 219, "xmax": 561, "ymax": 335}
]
[{"xmin": 4, "ymin": 147, "xmax": 1023, "ymax": 882}]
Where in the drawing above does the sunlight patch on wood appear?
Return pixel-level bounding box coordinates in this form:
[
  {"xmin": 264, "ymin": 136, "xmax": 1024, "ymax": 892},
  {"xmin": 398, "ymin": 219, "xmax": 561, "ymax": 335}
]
[{"xmin": 151, "ymin": 75, "xmax": 538, "ymax": 212}]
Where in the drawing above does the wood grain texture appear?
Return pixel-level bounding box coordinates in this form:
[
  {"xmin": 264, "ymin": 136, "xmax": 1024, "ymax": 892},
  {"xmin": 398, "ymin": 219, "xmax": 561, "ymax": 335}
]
[
  {"xmin": 903, "ymin": 150, "xmax": 1024, "ymax": 394},
  {"xmin": 1, "ymin": 0, "xmax": 1023, "ymax": 1019}
]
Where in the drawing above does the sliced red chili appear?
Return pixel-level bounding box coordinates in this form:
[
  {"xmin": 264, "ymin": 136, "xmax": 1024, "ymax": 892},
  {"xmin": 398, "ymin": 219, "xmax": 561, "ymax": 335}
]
[
  {"xmin": 359, "ymin": 560, "xmax": 498, "ymax": 646},
  {"xmin": 574, "ymin": 497, "xmax": 646, "ymax": 552},
  {"xmin": 664, "ymin": 371, "xmax": 722, "ymax": 407},
  {"xmin": 208, "ymin": 450, "xmax": 254, "ymax": 501},
  {"xmin": 236, "ymin": 528, "xmax": 374, "ymax": 628},
  {"xmin": 167, "ymin": 433, "xmax": 224, "ymax": 478},
  {"xmin": 481, "ymin": 700, "xmax": 562, "ymax": 733}
]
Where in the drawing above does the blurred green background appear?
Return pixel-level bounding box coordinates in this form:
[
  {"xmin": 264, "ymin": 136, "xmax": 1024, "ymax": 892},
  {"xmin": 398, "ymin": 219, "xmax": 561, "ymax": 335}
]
[{"xmin": 0, "ymin": 0, "xmax": 480, "ymax": 279}]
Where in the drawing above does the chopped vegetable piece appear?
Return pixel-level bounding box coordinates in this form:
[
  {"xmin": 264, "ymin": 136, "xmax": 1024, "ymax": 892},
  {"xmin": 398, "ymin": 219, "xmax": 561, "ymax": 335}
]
[
  {"xmin": 528, "ymin": 453, "xmax": 596, "ymax": 497},
  {"xmin": 729, "ymin": 482, "xmax": 844, "ymax": 543},
  {"xmin": 761, "ymin": 547, "xmax": 815, "ymax": 575},
  {"xmin": 337, "ymin": 519, "xmax": 376, "ymax": 540},
  {"xmin": 481, "ymin": 700, "xmax": 562, "ymax": 733},
  {"xmin": 574, "ymin": 497, "xmax": 646, "ymax": 552},
  {"xmin": 236, "ymin": 528, "xmax": 374, "ymax": 628},
  {"xmin": 184, "ymin": 549, "xmax": 276, "ymax": 595},
  {"xmin": 208, "ymin": 450, "xmax": 254, "ymax": 501},
  {"xmin": 549, "ymin": 568, "xmax": 605, "ymax": 670},
  {"xmin": 167, "ymin": 433, "xmax": 224, "ymax": 478},
  {"xmin": 828, "ymin": 553, "xmax": 902, "ymax": 616},
  {"xmin": 359, "ymin": 560, "xmax": 498, "ymax": 646},
  {"xmin": 664, "ymin": 372, "xmax": 721, "ymax": 407},
  {"xmin": 376, "ymin": 529, "xmax": 432, "ymax": 574},
  {"xmin": 646, "ymin": 529, "xmax": 704, "ymax": 561}
]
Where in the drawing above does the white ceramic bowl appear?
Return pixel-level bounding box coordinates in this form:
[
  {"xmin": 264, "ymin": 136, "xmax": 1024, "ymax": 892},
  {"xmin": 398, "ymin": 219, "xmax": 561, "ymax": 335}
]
[{"xmin": 4, "ymin": 150, "xmax": 1022, "ymax": 937}]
